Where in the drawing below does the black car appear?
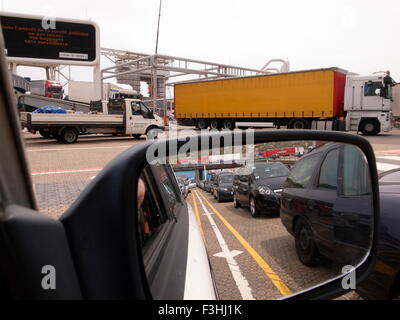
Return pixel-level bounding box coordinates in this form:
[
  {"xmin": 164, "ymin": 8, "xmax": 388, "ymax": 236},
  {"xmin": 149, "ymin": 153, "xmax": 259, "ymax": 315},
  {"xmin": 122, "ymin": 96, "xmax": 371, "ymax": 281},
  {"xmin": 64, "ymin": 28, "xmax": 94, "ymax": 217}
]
[
  {"xmin": 233, "ymin": 162, "xmax": 290, "ymax": 217},
  {"xmin": 206, "ymin": 173, "xmax": 217, "ymax": 193},
  {"xmin": 280, "ymin": 143, "xmax": 373, "ymax": 267},
  {"xmin": 209, "ymin": 174, "xmax": 219, "ymax": 196},
  {"xmin": 213, "ymin": 173, "xmax": 235, "ymax": 202},
  {"xmin": 357, "ymin": 168, "xmax": 400, "ymax": 299}
]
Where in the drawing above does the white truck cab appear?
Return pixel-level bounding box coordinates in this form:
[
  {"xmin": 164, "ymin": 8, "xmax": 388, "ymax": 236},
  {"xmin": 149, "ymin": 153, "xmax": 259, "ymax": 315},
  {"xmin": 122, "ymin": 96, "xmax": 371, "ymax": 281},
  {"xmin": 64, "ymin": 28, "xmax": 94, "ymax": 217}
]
[
  {"xmin": 344, "ymin": 75, "xmax": 393, "ymax": 135},
  {"xmin": 107, "ymin": 98, "xmax": 165, "ymax": 138}
]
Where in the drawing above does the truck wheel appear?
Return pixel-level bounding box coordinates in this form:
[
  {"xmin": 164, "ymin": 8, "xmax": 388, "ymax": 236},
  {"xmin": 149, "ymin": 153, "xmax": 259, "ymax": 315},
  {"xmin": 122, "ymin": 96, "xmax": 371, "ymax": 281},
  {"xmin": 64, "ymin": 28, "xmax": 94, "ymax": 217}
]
[
  {"xmin": 61, "ymin": 128, "xmax": 79, "ymax": 144},
  {"xmin": 210, "ymin": 119, "xmax": 221, "ymax": 130},
  {"xmin": 289, "ymin": 119, "xmax": 310, "ymax": 129},
  {"xmin": 146, "ymin": 127, "xmax": 163, "ymax": 140},
  {"xmin": 197, "ymin": 119, "xmax": 209, "ymax": 130},
  {"xmin": 132, "ymin": 134, "xmax": 142, "ymax": 139},
  {"xmin": 360, "ymin": 119, "xmax": 380, "ymax": 136},
  {"xmin": 222, "ymin": 119, "xmax": 235, "ymax": 130}
]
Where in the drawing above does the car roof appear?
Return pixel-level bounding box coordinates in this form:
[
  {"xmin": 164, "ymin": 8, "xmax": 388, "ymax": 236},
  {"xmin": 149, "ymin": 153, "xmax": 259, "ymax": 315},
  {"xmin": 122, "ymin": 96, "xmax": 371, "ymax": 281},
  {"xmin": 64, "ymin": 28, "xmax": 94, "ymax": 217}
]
[{"xmin": 299, "ymin": 142, "xmax": 339, "ymax": 160}]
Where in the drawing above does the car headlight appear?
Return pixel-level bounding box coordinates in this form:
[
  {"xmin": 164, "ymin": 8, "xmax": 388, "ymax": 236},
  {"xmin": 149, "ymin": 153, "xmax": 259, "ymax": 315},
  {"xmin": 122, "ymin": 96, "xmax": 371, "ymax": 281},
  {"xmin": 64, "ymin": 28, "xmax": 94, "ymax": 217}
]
[
  {"xmin": 221, "ymin": 188, "xmax": 229, "ymax": 192},
  {"xmin": 258, "ymin": 186, "xmax": 274, "ymax": 195}
]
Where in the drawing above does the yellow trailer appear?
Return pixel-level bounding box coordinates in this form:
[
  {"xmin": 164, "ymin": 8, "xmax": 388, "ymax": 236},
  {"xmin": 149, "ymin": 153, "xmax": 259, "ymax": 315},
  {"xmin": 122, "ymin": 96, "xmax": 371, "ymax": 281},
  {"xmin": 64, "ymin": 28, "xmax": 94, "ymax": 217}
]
[{"xmin": 174, "ymin": 68, "xmax": 347, "ymax": 130}]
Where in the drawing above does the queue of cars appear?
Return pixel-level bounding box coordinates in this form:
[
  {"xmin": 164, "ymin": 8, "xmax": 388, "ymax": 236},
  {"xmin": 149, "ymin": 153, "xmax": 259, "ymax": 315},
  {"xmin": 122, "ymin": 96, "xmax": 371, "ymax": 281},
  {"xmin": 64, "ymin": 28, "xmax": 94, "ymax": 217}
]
[{"xmin": 184, "ymin": 147, "xmax": 400, "ymax": 300}]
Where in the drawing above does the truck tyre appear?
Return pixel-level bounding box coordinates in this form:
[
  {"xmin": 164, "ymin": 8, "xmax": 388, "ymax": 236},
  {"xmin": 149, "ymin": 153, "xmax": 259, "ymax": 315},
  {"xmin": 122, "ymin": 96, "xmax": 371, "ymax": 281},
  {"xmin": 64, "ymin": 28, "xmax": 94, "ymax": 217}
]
[
  {"xmin": 222, "ymin": 119, "xmax": 235, "ymax": 130},
  {"xmin": 61, "ymin": 128, "xmax": 79, "ymax": 144},
  {"xmin": 210, "ymin": 119, "xmax": 221, "ymax": 130},
  {"xmin": 197, "ymin": 119, "xmax": 209, "ymax": 130},
  {"xmin": 359, "ymin": 119, "xmax": 380, "ymax": 136},
  {"xmin": 289, "ymin": 119, "xmax": 310, "ymax": 129},
  {"xmin": 146, "ymin": 126, "xmax": 163, "ymax": 140}
]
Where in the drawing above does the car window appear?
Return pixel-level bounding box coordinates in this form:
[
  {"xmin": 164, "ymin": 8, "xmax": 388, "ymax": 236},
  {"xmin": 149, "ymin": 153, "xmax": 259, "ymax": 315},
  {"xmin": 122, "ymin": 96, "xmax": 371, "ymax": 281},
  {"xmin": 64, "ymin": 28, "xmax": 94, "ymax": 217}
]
[
  {"xmin": 318, "ymin": 149, "xmax": 339, "ymax": 190},
  {"xmin": 342, "ymin": 145, "xmax": 372, "ymax": 196},
  {"xmin": 153, "ymin": 164, "xmax": 181, "ymax": 213},
  {"xmin": 284, "ymin": 155, "xmax": 320, "ymax": 189},
  {"xmin": 252, "ymin": 163, "xmax": 290, "ymax": 180},
  {"xmin": 364, "ymin": 81, "xmax": 382, "ymax": 96},
  {"xmin": 138, "ymin": 167, "xmax": 170, "ymax": 256},
  {"xmin": 131, "ymin": 102, "xmax": 142, "ymax": 115},
  {"xmin": 219, "ymin": 175, "xmax": 234, "ymax": 183}
]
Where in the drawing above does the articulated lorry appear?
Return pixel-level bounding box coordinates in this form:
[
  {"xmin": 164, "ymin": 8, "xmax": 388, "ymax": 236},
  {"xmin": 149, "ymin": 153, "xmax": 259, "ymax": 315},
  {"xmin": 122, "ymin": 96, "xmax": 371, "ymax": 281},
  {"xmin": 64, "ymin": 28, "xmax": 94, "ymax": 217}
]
[
  {"xmin": 30, "ymin": 80, "xmax": 64, "ymax": 99},
  {"xmin": 20, "ymin": 98, "xmax": 164, "ymax": 143},
  {"xmin": 174, "ymin": 67, "xmax": 393, "ymax": 135}
]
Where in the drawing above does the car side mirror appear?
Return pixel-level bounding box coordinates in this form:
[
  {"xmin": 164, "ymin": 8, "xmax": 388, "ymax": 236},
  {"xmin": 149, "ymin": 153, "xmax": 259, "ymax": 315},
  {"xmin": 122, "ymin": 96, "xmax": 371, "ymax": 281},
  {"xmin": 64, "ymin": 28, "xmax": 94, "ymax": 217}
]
[{"xmin": 60, "ymin": 130, "xmax": 379, "ymax": 300}]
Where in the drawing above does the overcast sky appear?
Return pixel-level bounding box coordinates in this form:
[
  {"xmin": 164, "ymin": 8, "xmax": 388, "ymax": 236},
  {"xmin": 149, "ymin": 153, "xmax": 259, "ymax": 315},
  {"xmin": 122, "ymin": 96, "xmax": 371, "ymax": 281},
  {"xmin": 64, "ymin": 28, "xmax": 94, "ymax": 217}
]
[{"xmin": 3, "ymin": 0, "xmax": 400, "ymax": 81}]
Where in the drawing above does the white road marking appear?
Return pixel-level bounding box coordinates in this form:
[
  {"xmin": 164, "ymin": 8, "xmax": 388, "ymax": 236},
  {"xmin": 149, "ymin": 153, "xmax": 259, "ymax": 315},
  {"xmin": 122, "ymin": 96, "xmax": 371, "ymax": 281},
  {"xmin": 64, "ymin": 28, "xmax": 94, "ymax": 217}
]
[
  {"xmin": 376, "ymin": 156, "xmax": 400, "ymax": 162},
  {"xmin": 194, "ymin": 191, "xmax": 255, "ymax": 300},
  {"xmin": 32, "ymin": 168, "xmax": 102, "ymax": 176},
  {"xmin": 27, "ymin": 145, "xmax": 130, "ymax": 152},
  {"xmin": 376, "ymin": 162, "xmax": 400, "ymax": 172}
]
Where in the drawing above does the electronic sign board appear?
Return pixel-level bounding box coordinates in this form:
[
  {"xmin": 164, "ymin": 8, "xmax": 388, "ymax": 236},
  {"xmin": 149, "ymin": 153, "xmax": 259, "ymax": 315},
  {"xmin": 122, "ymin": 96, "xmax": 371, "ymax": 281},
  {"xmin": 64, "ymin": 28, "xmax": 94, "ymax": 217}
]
[{"xmin": 0, "ymin": 12, "xmax": 100, "ymax": 66}]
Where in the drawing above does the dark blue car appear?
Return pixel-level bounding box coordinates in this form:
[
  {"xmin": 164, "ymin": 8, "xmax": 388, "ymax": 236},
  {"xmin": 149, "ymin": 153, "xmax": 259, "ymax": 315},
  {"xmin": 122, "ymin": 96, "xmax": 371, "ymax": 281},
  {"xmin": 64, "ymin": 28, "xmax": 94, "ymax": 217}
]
[
  {"xmin": 280, "ymin": 143, "xmax": 373, "ymax": 267},
  {"xmin": 357, "ymin": 168, "xmax": 400, "ymax": 299}
]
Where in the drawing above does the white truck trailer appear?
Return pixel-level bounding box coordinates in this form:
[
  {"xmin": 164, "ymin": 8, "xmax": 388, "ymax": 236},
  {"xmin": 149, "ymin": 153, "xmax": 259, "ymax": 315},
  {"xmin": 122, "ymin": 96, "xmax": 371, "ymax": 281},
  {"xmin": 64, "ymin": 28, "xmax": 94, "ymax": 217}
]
[
  {"xmin": 67, "ymin": 81, "xmax": 134, "ymax": 103},
  {"xmin": 20, "ymin": 98, "xmax": 165, "ymax": 143}
]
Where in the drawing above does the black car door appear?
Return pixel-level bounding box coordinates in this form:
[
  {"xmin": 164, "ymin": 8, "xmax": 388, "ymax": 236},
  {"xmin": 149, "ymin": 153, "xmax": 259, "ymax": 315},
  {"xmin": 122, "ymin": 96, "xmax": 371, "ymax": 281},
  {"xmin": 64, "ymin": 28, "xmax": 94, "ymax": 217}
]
[
  {"xmin": 282, "ymin": 154, "xmax": 321, "ymax": 221},
  {"xmin": 238, "ymin": 174, "xmax": 250, "ymax": 204},
  {"xmin": 333, "ymin": 144, "xmax": 374, "ymax": 263},
  {"xmin": 306, "ymin": 147, "xmax": 340, "ymax": 254}
]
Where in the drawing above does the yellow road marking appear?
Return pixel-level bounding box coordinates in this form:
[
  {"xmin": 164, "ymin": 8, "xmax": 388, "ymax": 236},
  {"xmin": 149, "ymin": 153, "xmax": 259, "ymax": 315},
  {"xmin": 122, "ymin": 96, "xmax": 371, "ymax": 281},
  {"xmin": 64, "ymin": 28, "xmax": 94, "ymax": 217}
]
[
  {"xmin": 191, "ymin": 191, "xmax": 205, "ymax": 240},
  {"xmin": 196, "ymin": 190, "xmax": 293, "ymax": 297}
]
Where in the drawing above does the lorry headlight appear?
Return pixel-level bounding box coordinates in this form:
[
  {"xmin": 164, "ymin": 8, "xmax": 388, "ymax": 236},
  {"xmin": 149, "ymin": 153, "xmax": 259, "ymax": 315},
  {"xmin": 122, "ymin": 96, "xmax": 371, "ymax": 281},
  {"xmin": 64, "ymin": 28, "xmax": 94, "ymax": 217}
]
[{"xmin": 258, "ymin": 187, "xmax": 274, "ymax": 195}]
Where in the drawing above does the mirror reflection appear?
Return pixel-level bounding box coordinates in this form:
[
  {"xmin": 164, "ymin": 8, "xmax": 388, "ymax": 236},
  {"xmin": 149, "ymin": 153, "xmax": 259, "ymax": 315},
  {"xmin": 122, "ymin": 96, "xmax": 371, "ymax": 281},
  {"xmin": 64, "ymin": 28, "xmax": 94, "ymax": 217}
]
[{"xmin": 137, "ymin": 140, "xmax": 373, "ymax": 300}]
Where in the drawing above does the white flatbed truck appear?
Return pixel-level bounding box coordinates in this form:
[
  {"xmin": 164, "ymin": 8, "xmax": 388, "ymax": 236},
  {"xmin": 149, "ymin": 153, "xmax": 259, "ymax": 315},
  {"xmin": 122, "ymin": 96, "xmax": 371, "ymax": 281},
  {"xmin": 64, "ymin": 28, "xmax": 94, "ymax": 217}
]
[{"xmin": 20, "ymin": 98, "xmax": 165, "ymax": 143}]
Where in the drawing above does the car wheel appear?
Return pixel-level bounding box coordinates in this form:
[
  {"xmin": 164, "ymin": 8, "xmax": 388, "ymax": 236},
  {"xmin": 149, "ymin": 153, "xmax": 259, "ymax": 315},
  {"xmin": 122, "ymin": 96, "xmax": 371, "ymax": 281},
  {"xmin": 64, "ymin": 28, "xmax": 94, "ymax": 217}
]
[
  {"xmin": 295, "ymin": 218, "xmax": 319, "ymax": 266},
  {"xmin": 233, "ymin": 192, "xmax": 241, "ymax": 208},
  {"xmin": 249, "ymin": 196, "xmax": 259, "ymax": 217}
]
